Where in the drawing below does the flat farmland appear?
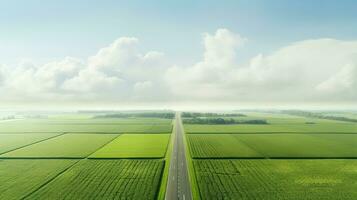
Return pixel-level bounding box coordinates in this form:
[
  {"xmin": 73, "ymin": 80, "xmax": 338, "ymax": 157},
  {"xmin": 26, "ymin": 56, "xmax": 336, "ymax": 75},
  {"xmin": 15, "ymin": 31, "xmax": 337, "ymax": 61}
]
[
  {"xmin": 28, "ymin": 159, "xmax": 164, "ymax": 200},
  {"xmin": 187, "ymin": 134, "xmax": 262, "ymax": 158},
  {"xmin": 1, "ymin": 134, "xmax": 119, "ymax": 158},
  {"xmin": 187, "ymin": 134, "xmax": 357, "ymax": 158},
  {"xmin": 235, "ymin": 134, "xmax": 357, "ymax": 158},
  {"xmin": 0, "ymin": 118, "xmax": 173, "ymax": 133},
  {"xmin": 183, "ymin": 112, "xmax": 357, "ymax": 134},
  {"xmin": 0, "ymin": 114, "xmax": 174, "ymax": 200},
  {"xmin": 0, "ymin": 133, "xmax": 60, "ymax": 154},
  {"xmin": 184, "ymin": 123, "xmax": 357, "ymax": 134},
  {"xmin": 194, "ymin": 159, "xmax": 357, "ymax": 200},
  {"xmin": 90, "ymin": 134, "xmax": 170, "ymax": 158},
  {"xmin": 0, "ymin": 159, "xmax": 77, "ymax": 200}
]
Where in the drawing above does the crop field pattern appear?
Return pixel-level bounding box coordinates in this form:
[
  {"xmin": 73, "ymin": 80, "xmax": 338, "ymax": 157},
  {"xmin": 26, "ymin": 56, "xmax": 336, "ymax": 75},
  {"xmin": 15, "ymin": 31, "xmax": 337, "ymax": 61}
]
[
  {"xmin": 0, "ymin": 133, "xmax": 60, "ymax": 154},
  {"xmin": 27, "ymin": 159, "xmax": 165, "ymax": 200},
  {"xmin": 0, "ymin": 114, "xmax": 174, "ymax": 200},
  {"xmin": 0, "ymin": 118, "xmax": 173, "ymax": 133},
  {"xmin": 194, "ymin": 159, "xmax": 357, "ymax": 200},
  {"xmin": 0, "ymin": 159, "xmax": 77, "ymax": 200},
  {"xmin": 1, "ymin": 134, "xmax": 119, "ymax": 158},
  {"xmin": 187, "ymin": 134, "xmax": 262, "ymax": 158},
  {"xmin": 90, "ymin": 134, "xmax": 170, "ymax": 158},
  {"xmin": 184, "ymin": 111, "xmax": 357, "ymax": 200}
]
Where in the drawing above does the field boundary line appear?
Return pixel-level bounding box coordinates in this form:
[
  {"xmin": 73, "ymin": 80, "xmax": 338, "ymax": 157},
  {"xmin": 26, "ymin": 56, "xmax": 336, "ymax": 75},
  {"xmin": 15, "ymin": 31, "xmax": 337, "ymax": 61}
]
[
  {"xmin": 21, "ymin": 159, "xmax": 82, "ymax": 200},
  {"xmin": 0, "ymin": 132, "xmax": 66, "ymax": 156},
  {"xmin": 0, "ymin": 157, "xmax": 86, "ymax": 159},
  {"xmin": 87, "ymin": 156, "xmax": 166, "ymax": 159},
  {"xmin": 155, "ymin": 159, "xmax": 166, "ymax": 200},
  {"xmin": 185, "ymin": 132, "xmax": 357, "ymax": 134},
  {"xmin": 190, "ymin": 157, "xmax": 357, "ymax": 159},
  {"xmin": 86, "ymin": 158, "xmax": 164, "ymax": 160},
  {"xmin": 0, "ymin": 131, "xmax": 172, "ymax": 134},
  {"xmin": 86, "ymin": 134, "xmax": 122, "ymax": 158},
  {"xmin": 232, "ymin": 136, "xmax": 268, "ymax": 158}
]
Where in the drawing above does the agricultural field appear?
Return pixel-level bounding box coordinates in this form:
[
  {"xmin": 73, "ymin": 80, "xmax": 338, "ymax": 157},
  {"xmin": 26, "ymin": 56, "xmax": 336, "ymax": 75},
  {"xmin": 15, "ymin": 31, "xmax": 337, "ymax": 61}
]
[
  {"xmin": 0, "ymin": 121, "xmax": 172, "ymax": 133},
  {"xmin": 184, "ymin": 112, "xmax": 357, "ymax": 134},
  {"xmin": 0, "ymin": 113, "xmax": 173, "ymax": 133},
  {"xmin": 187, "ymin": 134, "xmax": 357, "ymax": 158},
  {"xmin": 187, "ymin": 134, "xmax": 262, "ymax": 158},
  {"xmin": 1, "ymin": 133, "xmax": 119, "ymax": 158},
  {"xmin": 193, "ymin": 159, "xmax": 357, "ymax": 200},
  {"xmin": 184, "ymin": 111, "xmax": 357, "ymax": 200},
  {"xmin": 0, "ymin": 133, "xmax": 60, "ymax": 154},
  {"xmin": 0, "ymin": 159, "xmax": 77, "ymax": 200},
  {"xmin": 90, "ymin": 134, "xmax": 170, "ymax": 158},
  {"xmin": 0, "ymin": 111, "xmax": 174, "ymax": 200},
  {"xmin": 28, "ymin": 159, "xmax": 164, "ymax": 200}
]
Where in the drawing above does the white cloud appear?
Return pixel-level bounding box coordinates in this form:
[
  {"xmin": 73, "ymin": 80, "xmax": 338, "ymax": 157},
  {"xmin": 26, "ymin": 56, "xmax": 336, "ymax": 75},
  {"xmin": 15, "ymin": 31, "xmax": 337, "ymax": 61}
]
[
  {"xmin": 167, "ymin": 29, "xmax": 357, "ymax": 102},
  {"xmin": 1, "ymin": 28, "xmax": 357, "ymax": 105},
  {"xmin": 316, "ymin": 64, "xmax": 357, "ymax": 98},
  {"xmin": 0, "ymin": 37, "xmax": 167, "ymax": 102}
]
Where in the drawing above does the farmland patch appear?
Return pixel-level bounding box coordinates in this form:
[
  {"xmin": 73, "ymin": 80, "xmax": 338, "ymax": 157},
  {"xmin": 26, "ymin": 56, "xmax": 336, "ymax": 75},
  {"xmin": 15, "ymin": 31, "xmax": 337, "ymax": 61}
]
[
  {"xmin": 194, "ymin": 159, "xmax": 357, "ymax": 200},
  {"xmin": 28, "ymin": 159, "xmax": 164, "ymax": 200},
  {"xmin": 187, "ymin": 134, "xmax": 262, "ymax": 158},
  {"xmin": 1, "ymin": 134, "xmax": 119, "ymax": 158},
  {"xmin": 90, "ymin": 134, "xmax": 170, "ymax": 158},
  {"xmin": 0, "ymin": 133, "xmax": 60, "ymax": 155},
  {"xmin": 0, "ymin": 159, "xmax": 77, "ymax": 200}
]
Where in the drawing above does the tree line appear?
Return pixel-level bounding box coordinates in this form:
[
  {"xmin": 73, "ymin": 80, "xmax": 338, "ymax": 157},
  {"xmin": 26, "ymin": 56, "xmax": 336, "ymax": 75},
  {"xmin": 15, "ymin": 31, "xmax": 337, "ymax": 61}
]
[
  {"xmin": 94, "ymin": 112, "xmax": 175, "ymax": 119},
  {"xmin": 183, "ymin": 117, "xmax": 268, "ymax": 125}
]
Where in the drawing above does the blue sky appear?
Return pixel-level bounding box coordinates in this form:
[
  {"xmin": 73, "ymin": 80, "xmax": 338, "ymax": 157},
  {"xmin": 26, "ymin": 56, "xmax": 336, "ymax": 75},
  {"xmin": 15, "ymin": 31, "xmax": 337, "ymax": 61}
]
[
  {"xmin": 1, "ymin": 0, "xmax": 357, "ymax": 65},
  {"xmin": 1, "ymin": 0, "xmax": 357, "ymax": 107}
]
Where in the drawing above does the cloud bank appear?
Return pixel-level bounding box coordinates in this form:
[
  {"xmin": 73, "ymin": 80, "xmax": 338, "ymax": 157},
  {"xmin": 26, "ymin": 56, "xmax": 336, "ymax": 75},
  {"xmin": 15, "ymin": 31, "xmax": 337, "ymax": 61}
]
[{"xmin": 1, "ymin": 28, "xmax": 357, "ymax": 105}]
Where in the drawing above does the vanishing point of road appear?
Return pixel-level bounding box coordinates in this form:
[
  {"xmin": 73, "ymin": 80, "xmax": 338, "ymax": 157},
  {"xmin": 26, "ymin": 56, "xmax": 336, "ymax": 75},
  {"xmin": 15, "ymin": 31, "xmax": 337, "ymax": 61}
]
[{"xmin": 165, "ymin": 112, "xmax": 193, "ymax": 200}]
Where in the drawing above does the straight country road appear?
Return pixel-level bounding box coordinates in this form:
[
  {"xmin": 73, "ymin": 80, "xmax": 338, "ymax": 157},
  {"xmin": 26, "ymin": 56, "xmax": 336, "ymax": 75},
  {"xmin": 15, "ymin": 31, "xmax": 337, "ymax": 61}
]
[{"xmin": 165, "ymin": 112, "xmax": 193, "ymax": 200}]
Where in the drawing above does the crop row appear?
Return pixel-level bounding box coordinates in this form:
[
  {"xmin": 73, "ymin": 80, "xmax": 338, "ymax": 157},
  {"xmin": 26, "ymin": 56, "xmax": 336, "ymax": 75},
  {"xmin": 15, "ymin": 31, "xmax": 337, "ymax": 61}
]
[
  {"xmin": 187, "ymin": 134, "xmax": 357, "ymax": 158},
  {"xmin": 194, "ymin": 159, "xmax": 357, "ymax": 200},
  {"xmin": 27, "ymin": 159, "xmax": 165, "ymax": 200}
]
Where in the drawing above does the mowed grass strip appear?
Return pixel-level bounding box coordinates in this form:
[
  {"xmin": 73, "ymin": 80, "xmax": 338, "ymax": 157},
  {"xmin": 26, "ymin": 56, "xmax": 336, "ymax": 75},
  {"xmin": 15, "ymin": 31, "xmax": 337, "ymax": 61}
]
[
  {"xmin": 28, "ymin": 159, "xmax": 164, "ymax": 200},
  {"xmin": 187, "ymin": 134, "xmax": 262, "ymax": 158},
  {"xmin": 90, "ymin": 134, "xmax": 170, "ymax": 158},
  {"xmin": 194, "ymin": 159, "xmax": 357, "ymax": 200},
  {"xmin": 0, "ymin": 134, "xmax": 119, "ymax": 158},
  {"xmin": 0, "ymin": 159, "xmax": 77, "ymax": 200},
  {"xmin": 0, "ymin": 133, "xmax": 60, "ymax": 154},
  {"xmin": 235, "ymin": 134, "xmax": 357, "ymax": 158}
]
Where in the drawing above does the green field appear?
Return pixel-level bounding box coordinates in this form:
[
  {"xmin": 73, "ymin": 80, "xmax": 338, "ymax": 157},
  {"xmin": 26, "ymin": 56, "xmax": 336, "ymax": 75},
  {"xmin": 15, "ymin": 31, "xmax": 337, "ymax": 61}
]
[
  {"xmin": 90, "ymin": 134, "xmax": 170, "ymax": 158},
  {"xmin": 0, "ymin": 113, "xmax": 173, "ymax": 200},
  {"xmin": 2, "ymin": 111, "xmax": 357, "ymax": 199},
  {"xmin": 0, "ymin": 159, "xmax": 77, "ymax": 200},
  {"xmin": 194, "ymin": 159, "xmax": 357, "ymax": 200},
  {"xmin": 184, "ymin": 111, "xmax": 357, "ymax": 200},
  {"xmin": 1, "ymin": 134, "xmax": 119, "ymax": 158},
  {"xmin": 28, "ymin": 159, "xmax": 164, "ymax": 200},
  {"xmin": 0, "ymin": 133, "xmax": 60, "ymax": 154},
  {"xmin": 187, "ymin": 134, "xmax": 262, "ymax": 158},
  {"xmin": 0, "ymin": 118, "xmax": 173, "ymax": 133},
  {"xmin": 235, "ymin": 134, "xmax": 357, "ymax": 157},
  {"xmin": 184, "ymin": 123, "xmax": 357, "ymax": 133},
  {"xmin": 0, "ymin": 123, "xmax": 172, "ymax": 133},
  {"xmin": 184, "ymin": 112, "xmax": 357, "ymax": 134},
  {"xmin": 187, "ymin": 134, "xmax": 357, "ymax": 158}
]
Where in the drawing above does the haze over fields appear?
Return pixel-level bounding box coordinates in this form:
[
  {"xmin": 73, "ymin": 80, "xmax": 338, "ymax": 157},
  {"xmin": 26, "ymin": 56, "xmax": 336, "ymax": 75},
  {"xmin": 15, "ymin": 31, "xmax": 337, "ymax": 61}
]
[{"xmin": 0, "ymin": 0, "xmax": 357, "ymax": 109}]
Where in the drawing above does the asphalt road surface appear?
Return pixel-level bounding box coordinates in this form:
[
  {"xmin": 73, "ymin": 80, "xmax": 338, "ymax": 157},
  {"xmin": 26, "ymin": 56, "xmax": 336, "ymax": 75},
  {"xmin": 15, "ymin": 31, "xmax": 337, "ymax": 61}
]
[{"xmin": 165, "ymin": 112, "xmax": 193, "ymax": 200}]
